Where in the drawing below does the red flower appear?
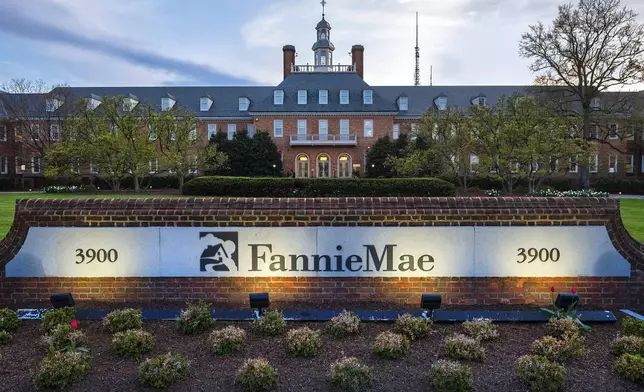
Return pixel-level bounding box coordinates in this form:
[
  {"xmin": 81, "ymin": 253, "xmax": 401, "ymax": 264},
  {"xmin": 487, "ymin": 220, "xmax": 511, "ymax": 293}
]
[
  {"xmin": 70, "ymin": 320, "xmax": 78, "ymax": 329},
  {"xmin": 571, "ymin": 288, "xmax": 577, "ymax": 295},
  {"xmin": 550, "ymin": 286, "xmax": 555, "ymax": 293}
]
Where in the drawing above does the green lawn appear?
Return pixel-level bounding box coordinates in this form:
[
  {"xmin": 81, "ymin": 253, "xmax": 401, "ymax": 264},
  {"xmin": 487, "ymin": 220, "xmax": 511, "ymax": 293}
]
[{"xmin": 0, "ymin": 193, "xmax": 642, "ymax": 243}]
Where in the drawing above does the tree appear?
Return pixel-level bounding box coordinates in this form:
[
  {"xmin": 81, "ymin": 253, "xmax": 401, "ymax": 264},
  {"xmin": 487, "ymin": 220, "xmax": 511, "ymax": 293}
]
[
  {"xmin": 365, "ymin": 134, "xmax": 409, "ymax": 177},
  {"xmin": 470, "ymin": 96, "xmax": 590, "ymax": 194},
  {"xmin": 519, "ymin": 0, "xmax": 644, "ymax": 187},
  {"xmin": 209, "ymin": 130, "xmax": 282, "ymax": 176},
  {"xmin": 0, "ymin": 79, "xmax": 74, "ymax": 172},
  {"xmin": 151, "ymin": 108, "xmax": 226, "ymax": 189}
]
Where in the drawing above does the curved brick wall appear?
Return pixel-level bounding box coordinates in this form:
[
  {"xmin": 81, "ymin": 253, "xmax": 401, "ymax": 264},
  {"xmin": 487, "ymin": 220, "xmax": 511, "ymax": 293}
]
[{"xmin": 0, "ymin": 197, "xmax": 642, "ymax": 308}]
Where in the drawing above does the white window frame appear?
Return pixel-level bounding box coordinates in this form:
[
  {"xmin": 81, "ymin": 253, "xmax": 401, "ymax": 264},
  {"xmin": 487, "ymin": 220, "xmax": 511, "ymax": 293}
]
[
  {"xmin": 161, "ymin": 97, "xmax": 170, "ymax": 111},
  {"xmin": 31, "ymin": 157, "xmax": 42, "ymax": 174},
  {"xmin": 393, "ymin": 124, "xmax": 400, "ymax": 139},
  {"xmin": 149, "ymin": 158, "xmax": 159, "ymax": 174},
  {"xmin": 207, "ymin": 124, "xmax": 217, "ymax": 140},
  {"xmin": 399, "ymin": 97, "xmax": 409, "ymax": 111},
  {"xmin": 30, "ymin": 124, "xmax": 40, "ymax": 141},
  {"xmin": 569, "ymin": 156, "xmax": 578, "ymax": 173},
  {"xmin": 273, "ymin": 120, "xmax": 283, "ymax": 137},
  {"xmin": 298, "ymin": 90, "xmax": 307, "ymax": 105},
  {"xmin": 340, "ymin": 90, "xmax": 349, "ymax": 105},
  {"xmin": 318, "ymin": 120, "xmax": 328, "ymax": 140},
  {"xmin": 248, "ymin": 124, "xmax": 255, "ymax": 138},
  {"xmin": 297, "ymin": 119, "xmax": 307, "ymax": 138},
  {"xmin": 411, "ymin": 124, "xmax": 420, "ymax": 138},
  {"xmin": 437, "ymin": 97, "xmax": 447, "ymax": 110},
  {"xmin": 319, "ymin": 90, "xmax": 328, "ymax": 104},
  {"xmin": 189, "ymin": 125, "xmax": 198, "ymax": 141},
  {"xmin": 274, "ymin": 90, "xmax": 284, "ymax": 105},
  {"xmin": 49, "ymin": 124, "xmax": 60, "ymax": 141},
  {"xmin": 591, "ymin": 97, "xmax": 601, "ymax": 109},
  {"xmin": 340, "ymin": 119, "xmax": 349, "ymax": 140},
  {"xmin": 627, "ymin": 155, "xmax": 634, "ymax": 173},
  {"xmin": 363, "ymin": 119, "xmax": 374, "ymax": 138},
  {"xmin": 589, "ymin": 155, "xmax": 599, "ymax": 173},
  {"xmin": 239, "ymin": 97, "xmax": 249, "ymax": 111},
  {"xmin": 363, "ymin": 90, "xmax": 373, "ymax": 105},
  {"xmin": 477, "ymin": 97, "xmax": 486, "ymax": 106},
  {"xmin": 338, "ymin": 154, "xmax": 352, "ymax": 178},
  {"xmin": 227, "ymin": 124, "xmax": 236, "ymax": 140},
  {"xmin": 470, "ymin": 155, "xmax": 479, "ymax": 167},
  {"xmin": 609, "ymin": 155, "xmax": 618, "ymax": 173},
  {"xmin": 200, "ymin": 97, "xmax": 211, "ymax": 111},
  {"xmin": 0, "ymin": 125, "xmax": 6, "ymax": 142},
  {"xmin": 15, "ymin": 157, "xmax": 24, "ymax": 174},
  {"xmin": 608, "ymin": 123, "xmax": 619, "ymax": 139},
  {"xmin": 0, "ymin": 157, "xmax": 6, "ymax": 174}
]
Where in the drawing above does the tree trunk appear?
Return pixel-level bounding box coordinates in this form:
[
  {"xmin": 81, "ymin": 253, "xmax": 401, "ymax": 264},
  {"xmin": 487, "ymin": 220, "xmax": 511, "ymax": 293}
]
[
  {"xmin": 110, "ymin": 180, "xmax": 121, "ymax": 192},
  {"xmin": 178, "ymin": 173, "xmax": 185, "ymax": 191},
  {"xmin": 134, "ymin": 175, "xmax": 141, "ymax": 193},
  {"xmin": 580, "ymin": 111, "xmax": 591, "ymax": 189}
]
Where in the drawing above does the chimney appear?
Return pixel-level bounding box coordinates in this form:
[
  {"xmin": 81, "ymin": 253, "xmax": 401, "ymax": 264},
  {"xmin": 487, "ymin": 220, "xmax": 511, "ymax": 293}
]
[
  {"xmin": 283, "ymin": 45, "xmax": 296, "ymax": 79},
  {"xmin": 351, "ymin": 45, "xmax": 364, "ymax": 79}
]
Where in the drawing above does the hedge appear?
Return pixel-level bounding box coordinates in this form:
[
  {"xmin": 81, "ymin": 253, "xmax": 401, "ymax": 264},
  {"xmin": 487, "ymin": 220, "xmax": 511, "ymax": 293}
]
[{"xmin": 182, "ymin": 177, "xmax": 457, "ymax": 197}]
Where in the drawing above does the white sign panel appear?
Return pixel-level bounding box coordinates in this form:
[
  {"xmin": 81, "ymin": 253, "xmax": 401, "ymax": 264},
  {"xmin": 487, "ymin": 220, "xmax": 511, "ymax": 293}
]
[{"xmin": 4, "ymin": 226, "xmax": 631, "ymax": 278}]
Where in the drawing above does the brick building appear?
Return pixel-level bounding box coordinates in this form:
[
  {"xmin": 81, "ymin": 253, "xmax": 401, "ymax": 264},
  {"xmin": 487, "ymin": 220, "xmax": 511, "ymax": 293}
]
[{"xmin": 0, "ymin": 10, "xmax": 643, "ymax": 188}]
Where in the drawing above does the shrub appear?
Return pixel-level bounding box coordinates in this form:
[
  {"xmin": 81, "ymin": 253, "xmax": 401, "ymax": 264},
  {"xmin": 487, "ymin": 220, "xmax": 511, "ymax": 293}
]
[
  {"xmin": 462, "ymin": 318, "xmax": 499, "ymax": 342},
  {"xmin": 372, "ymin": 331, "xmax": 409, "ymax": 359},
  {"xmin": 394, "ymin": 313, "xmax": 431, "ymax": 341},
  {"xmin": 611, "ymin": 335, "xmax": 644, "ymax": 357},
  {"xmin": 235, "ymin": 358, "xmax": 277, "ymax": 392},
  {"xmin": 138, "ymin": 353, "xmax": 190, "ymax": 389},
  {"xmin": 102, "ymin": 308, "xmax": 143, "ymax": 334},
  {"xmin": 613, "ymin": 353, "xmax": 644, "ymax": 384},
  {"xmin": 286, "ymin": 327, "xmax": 322, "ymax": 357},
  {"xmin": 329, "ymin": 357, "xmax": 374, "ymax": 392},
  {"xmin": 44, "ymin": 323, "xmax": 88, "ymax": 353},
  {"xmin": 527, "ymin": 189, "xmax": 609, "ymax": 197},
  {"xmin": 41, "ymin": 307, "xmax": 76, "ymax": 335},
  {"xmin": 327, "ymin": 310, "xmax": 361, "ymax": 337},
  {"xmin": 516, "ymin": 355, "xmax": 566, "ymax": 392},
  {"xmin": 253, "ymin": 311, "xmax": 286, "ymax": 336},
  {"xmin": 0, "ymin": 330, "xmax": 11, "ymax": 345},
  {"xmin": 177, "ymin": 300, "xmax": 214, "ymax": 335},
  {"xmin": 531, "ymin": 334, "xmax": 586, "ymax": 363},
  {"xmin": 33, "ymin": 350, "xmax": 91, "ymax": 390},
  {"xmin": 208, "ymin": 326, "xmax": 246, "ymax": 355},
  {"xmin": 0, "ymin": 308, "xmax": 20, "ymax": 332},
  {"xmin": 622, "ymin": 317, "xmax": 644, "ymax": 338},
  {"xmin": 427, "ymin": 360, "xmax": 473, "ymax": 392},
  {"xmin": 182, "ymin": 177, "xmax": 457, "ymax": 197},
  {"xmin": 112, "ymin": 330, "xmax": 155, "ymax": 358},
  {"xmin": 443, "ymin": 334, "xmax": 485, "ymax": 361},
  {"xmin": 547, "ymin": 317, "xmax": 581, "ymax": 338},
  {"xmin": 43, "ymin": 185, "xmax": 85, "ymax": 194}
]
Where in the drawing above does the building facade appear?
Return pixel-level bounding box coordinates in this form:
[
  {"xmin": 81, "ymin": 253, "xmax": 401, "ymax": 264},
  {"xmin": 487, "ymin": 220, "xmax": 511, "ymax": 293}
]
[{"xmin": 0, "ymin": 10, "xmax": 643, "ymax": 189}]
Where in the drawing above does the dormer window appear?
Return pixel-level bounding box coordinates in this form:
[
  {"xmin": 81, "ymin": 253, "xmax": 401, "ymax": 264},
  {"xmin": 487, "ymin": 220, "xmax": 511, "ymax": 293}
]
[
  {"xmin": 472, "ymin": 95, "xmax": 486, "ymax": 106},
  {"xmin": 200, "ymin": 97, "xmax": 213, "ymax": 111},
  {"xmin": 123, "ymin": 97, "xmax": 137, "ymax": 111},
  {"xmin": 319, "ymin": 90, "xmax": 328, "ymax": 104},
  {"xmin": 87, "ymin": 95, "xmax": 101, "ymax": 110},
  {"xmin": 591, "ymin": 97, "xmax": 601, "ymax": 109},
  {"xmin": 398, "ymin": 97, "xmax": 409, "ymax": 111},
  {"xmin": 274, "ymin": 90, "xmax": 284, "ymax": 105},
  {"xmin": 239, "ymin": 97, "xmax": 250, "ymax": 111},
  {"xmin": 46, "ymin": 99, "xmax": 62, "ymax": 112},
  {"xmin": 436, "ymin": 97, "xmax": 447, "ymax": 110},
  {"xmin": 340, "ymin": 90, "xmax": 349, "ymax": 105},
  {"xmin": 298, "ymin": 90, "xmax": 307, "ymax": 105},
  {"xmin": 478, "ymin": 97, "xmax": 486, "ymax": 105},
  {"xmin": 161, "ymin": 96, "xmax": 176, "ymax": 111},
  {"xmin": 363, "ymin": 90, "xmax": 373, "ymax": 105}
]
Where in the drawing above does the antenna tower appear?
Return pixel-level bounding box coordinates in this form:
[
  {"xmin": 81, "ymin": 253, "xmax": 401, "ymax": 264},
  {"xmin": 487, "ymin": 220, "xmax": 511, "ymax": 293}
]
[{"xmin": 414, "ymin": 12, "xmax": 420, "ymax": 86}]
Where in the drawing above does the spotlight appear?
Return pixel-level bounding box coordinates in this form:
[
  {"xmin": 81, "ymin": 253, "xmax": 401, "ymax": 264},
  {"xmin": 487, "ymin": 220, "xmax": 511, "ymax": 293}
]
[
  {"xmin": 555, "ymin": 293, "xmax": 579, "ymax": 311},
  {"xmin": 249, "ymin": 292, "xmax": 269, "ymax": 319},
  {"xmin": 50, "ymin": 293, "xmax": 75, "ymax": 309},
  {"xmin": 420, "ymin": 293, "xmax": 441, "ymax": 320}
]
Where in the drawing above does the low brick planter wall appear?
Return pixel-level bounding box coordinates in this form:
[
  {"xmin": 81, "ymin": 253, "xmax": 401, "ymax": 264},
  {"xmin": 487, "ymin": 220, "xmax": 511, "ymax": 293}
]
[{"xmin": 0, "ymin": 197, "xmax": 642, "ymax": 308}]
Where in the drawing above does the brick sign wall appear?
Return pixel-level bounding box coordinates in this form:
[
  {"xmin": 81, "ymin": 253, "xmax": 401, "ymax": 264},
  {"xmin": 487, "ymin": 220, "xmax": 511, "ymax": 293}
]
[{"xmin": 0, "ymin": 197, "xmax": 642, "ymax": 308}]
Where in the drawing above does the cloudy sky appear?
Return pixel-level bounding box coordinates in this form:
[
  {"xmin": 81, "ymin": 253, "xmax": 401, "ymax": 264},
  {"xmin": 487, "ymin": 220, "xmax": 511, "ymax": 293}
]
[{"xmin": 1, "ymin": 0, "xmax": 644, "ymax": 88}]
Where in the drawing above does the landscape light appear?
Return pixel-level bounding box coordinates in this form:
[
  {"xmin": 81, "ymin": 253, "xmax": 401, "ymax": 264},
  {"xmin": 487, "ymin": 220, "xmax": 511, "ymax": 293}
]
[
  {"xmin": 50, "ymin": 292, "xmax": 75, "ymax": 309},
  {"xmin": 249, "ymin": 292, "xmax": 270, "ymax": 319},
  {"xmin": 420, "ymin": 293, "xmax": 441, "ymax": 320},
  {"xmin": 555, "ymin": 293, "xmax": 579, "ymax": 311}
]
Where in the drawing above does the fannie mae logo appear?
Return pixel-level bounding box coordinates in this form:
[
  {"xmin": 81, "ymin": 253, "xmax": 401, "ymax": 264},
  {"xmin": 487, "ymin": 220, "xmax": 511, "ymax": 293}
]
[{"xmin": 199, "ymin": 232, "xmax": 239, "ymax": 272}]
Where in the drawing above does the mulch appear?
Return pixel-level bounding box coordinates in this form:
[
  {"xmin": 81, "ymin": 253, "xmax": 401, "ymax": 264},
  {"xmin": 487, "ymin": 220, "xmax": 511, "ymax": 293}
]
[{"xmin": 0, "ymin": 320, "xmax": 640, "ymax": 392}]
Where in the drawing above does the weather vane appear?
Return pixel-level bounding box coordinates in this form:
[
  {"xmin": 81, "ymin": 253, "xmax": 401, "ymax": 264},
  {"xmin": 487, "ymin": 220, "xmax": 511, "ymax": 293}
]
[{"xmin": 321, "ymin": 0, "xmax": 326, "ymax": 17}]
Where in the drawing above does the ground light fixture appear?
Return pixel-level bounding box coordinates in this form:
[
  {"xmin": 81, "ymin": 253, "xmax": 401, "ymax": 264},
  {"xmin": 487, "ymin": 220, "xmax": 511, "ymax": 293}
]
[
  {"xmin": 50, "ymin": 292, "xmax": 75, "ymax": 309},
  {"xmin": 555, "ymin": 293, "xmax": 579, "ymax": 311},
  {"xmin": 420, "ymin": 293, "xmax": 441, "ymax": 320},
  {"xmin": 249, "ymin": 292, "xmax": 270, "ymax": 319}
]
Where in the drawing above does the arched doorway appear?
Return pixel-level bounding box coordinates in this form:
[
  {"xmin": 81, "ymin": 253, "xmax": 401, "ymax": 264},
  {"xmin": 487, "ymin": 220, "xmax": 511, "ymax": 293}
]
[
  {"xmin": 295, "ymin": 154, "xmax": 309, "ymax": 178},
  {"xmin": 338, "ymin": 154, "xmax": 352, "ymax": 178},
  {"xmin": 317, "ymin": 154, "xmax": 330, "ymax": 178}
]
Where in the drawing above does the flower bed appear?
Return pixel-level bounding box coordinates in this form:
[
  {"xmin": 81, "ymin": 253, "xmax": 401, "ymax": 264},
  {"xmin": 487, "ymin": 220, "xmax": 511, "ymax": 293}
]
[{"xmin": 0, "ymin": 317, "xmax": 641, "ymax": 391}]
